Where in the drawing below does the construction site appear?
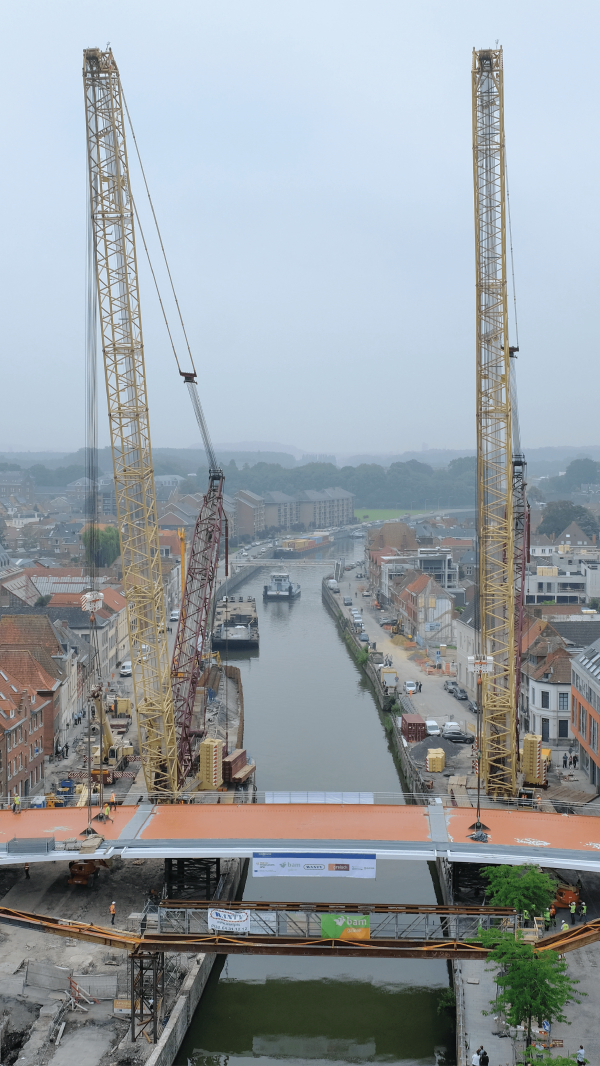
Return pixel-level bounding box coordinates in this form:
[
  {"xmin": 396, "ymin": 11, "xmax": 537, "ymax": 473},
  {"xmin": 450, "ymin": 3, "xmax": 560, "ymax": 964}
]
[{"xmin": 0, "ymin": 38, "xmax": 599, "ymax": 1066}]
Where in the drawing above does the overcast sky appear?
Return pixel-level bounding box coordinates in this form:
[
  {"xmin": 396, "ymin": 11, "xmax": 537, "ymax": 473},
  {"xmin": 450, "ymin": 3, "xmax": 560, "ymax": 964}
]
[{"xmin": 0, "ymin": 1, "xmax": 597, "ymax": 458}]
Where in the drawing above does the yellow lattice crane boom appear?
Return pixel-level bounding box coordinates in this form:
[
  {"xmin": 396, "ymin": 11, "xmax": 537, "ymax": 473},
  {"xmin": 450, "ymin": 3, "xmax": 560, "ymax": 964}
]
[
  {"xmin": 83, "ymin": 48, "xmax": 178, "ymax": 796},
  {"xmin": 472, "ymin": 47, "xmax": 517, "ymax": 797}
]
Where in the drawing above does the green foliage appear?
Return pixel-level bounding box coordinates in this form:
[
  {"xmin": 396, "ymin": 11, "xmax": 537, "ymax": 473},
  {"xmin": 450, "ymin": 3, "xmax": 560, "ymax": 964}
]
[
  {"xmin": 192, "ymin": 457, "xmax": 476, "ymax": 510},
  {"xmin": 437, "ymin": 986, "xmax": 456, "ymax": 1015},
  {"xmin": 357, "ymin": 647, "xmax": 369, "ymax": 665},
  {"xmin": 549, "ymin": 458, "xmax": 600, "ymax": 493},
  {"xmin": 479, "ymin": 931, "xmax": 582, "ymax": 1045},
  {"xmin": 82, "ymin": 526, "xmax": 121, "ymax": 568},
  {"xmin": 28, "ymin": 463, "xmax": 87, "ymax": 487},
  {"xmin": 537, "ymin": 501, "xmax": 599, "ymax": 539},
  {"xmin": 0, "ymin": 461, "xmax": 21, "ymax": 471},
  {"xmin": 481, "ymin": 864, "xmax": 557, "ymax": 914},
  {"xmin": 34, "ymin": 595, "xmax": 52, "ymax": 607},
  {"xmin": 588, "ymin": 597, "xmax": 600, "ymax": 611},
  {"xmin": 524, "ymin": 1048, "xmax": 579, "ymax": 1066}
]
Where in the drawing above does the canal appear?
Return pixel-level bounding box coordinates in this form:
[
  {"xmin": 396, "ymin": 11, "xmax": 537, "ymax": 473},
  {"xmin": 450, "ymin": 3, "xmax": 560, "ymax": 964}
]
[{"xmin": 176, "ymin": 538, "xmax": 454, "ymax": 1066}]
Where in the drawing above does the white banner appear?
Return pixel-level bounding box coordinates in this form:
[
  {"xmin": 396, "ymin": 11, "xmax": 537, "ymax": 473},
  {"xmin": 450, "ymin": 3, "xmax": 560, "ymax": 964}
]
[
  {"xmin": 252, "ymin": 853, "xmax": 376, "ymax": 878},
  {"xmin": 207, "ymin": 908, "xmax": 251, "ymax": 933}
]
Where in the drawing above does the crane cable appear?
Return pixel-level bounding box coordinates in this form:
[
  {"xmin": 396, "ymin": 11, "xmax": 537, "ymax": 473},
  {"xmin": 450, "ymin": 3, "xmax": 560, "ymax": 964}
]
[
  {"xmin": 120, "ymin": 86, "xmax": 218, "ymax": 470},
  {"xmin": 121, "ymin": 88, "xmax": 197, "ymax": 378}
]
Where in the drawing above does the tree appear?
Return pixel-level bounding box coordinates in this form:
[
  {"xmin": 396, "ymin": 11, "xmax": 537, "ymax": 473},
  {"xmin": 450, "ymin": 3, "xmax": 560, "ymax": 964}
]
[
  {"xmin": 82, "ymin": 526, "xmax": 121, "ymax": 568},
  {"xmin": 537, "ymin": 501, "xmax": 599, "ymax": 539},
  {"xmin": 481, "ymin": 864, "xmax": 556, "ymax": 914},
  {"xmin": 479, "ymin": 931, "xmax": 582, "ymax": 1047},
  {"xmin": 34, "ymin": 595, "xmax": 52, "ymax": 607}
]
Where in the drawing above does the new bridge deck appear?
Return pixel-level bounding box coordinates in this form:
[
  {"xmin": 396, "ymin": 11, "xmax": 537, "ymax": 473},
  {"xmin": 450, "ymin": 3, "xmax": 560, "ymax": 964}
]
[{"xmin": 2, "ymin": 801, "xmax": 600, "ymax": 870}]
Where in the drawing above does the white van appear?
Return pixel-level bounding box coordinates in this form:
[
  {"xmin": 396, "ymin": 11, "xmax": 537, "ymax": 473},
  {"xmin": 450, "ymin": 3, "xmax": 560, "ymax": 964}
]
[{"xmin": 170, "ymin": 609, "xmax": 180, "ymax": 622}]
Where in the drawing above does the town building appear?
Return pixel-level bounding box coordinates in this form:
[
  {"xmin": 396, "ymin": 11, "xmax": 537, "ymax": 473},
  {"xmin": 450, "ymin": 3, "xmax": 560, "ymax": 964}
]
[
  {"xmin": 235, "ymin": 490, "xmax": 266, "ymax": 536},
  {"xmin": 0, "ymin": 471, "xmax": 34, "ymax": 505},
  {"xmin": 294, "ymin": 488, "xmax": 354, "ymax": 528},
  {"xmin": 390, "ymin": 570, "xmax": 454, "ymax": 646},
  {"xmin": 0, "ymin": 664, "xmax": 47, "ymax": 799},
  {"xmin": 571, "ymin": 637, "xmax": 600, "ymax": 789},
  {"xmin": 262, "ymin": 491, "xmax": 299, "ymax": 533}
]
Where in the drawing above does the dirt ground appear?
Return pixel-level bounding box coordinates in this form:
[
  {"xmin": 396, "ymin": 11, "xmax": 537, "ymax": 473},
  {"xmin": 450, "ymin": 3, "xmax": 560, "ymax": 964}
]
[{"xmin": 0, "ymin": 854, "xmax": 166, "ymax": 1066}]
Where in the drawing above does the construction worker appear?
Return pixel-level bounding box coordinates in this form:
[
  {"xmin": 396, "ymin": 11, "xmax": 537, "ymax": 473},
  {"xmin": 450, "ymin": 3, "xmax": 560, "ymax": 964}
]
[
  {"xmin": 12, "ymin": 794, "xmax": 20, "ymax": 814},
  {"xmin": 110, "ymin": 792, "xmax": 117, "ymax": 812},
  {"xmin": 570, "ymin": 900, "xmax": 577, "ymax": 925},
  {"xmin": 561, "ymin": 919, "xmax": 569, "ymax": 932},
  {"xmin": 580, "ymin": 900, "xmax": 587, "ymax": 921},
  {"xmin": 544, "ymin": 908, "xmax": 551, "ymax": 931},
  {"xmin": 103, "ymin": 802, "xmax": 112, "ymax": 823},
  {"xmin": 550, "ymin": 904, "xmax": 556, "ymax": 928},
  {"xmin": 523, "ymin": 908, "xmax": 530, "ymax": 928},
  {"xmin": 110, "ymin": 901, "xmax": 116, "ymax": 926}
]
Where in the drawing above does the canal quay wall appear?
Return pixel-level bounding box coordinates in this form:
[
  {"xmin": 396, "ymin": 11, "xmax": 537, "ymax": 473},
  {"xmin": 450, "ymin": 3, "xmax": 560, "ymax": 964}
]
[
  {"xmin": 215, "ymin": 563, "xmax": 262, "ymax": 599},
  {"xmin": 322, "ymin": 577, "xmax": 466, "ymax": 1066},
  {"xmin": 321, "ymin": 578, "xmax": 429, "ymax": 798},
  {"xmin": 141, "ymin": 858, "xmax": 247, "ymax": 1066}
]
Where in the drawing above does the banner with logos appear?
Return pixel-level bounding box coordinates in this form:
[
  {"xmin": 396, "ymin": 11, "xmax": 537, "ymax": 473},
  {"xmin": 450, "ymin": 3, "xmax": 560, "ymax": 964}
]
[
  {"xmin": 252, "ymin": 853, "xmax": 376, "ymax": 878},
  {"xmin": 207, "ymin": 908, "xmax": 251, "ymax": 933},
  {"xmin": 320, "ymin": 914, "xmax": 370, "ymax": 940}
]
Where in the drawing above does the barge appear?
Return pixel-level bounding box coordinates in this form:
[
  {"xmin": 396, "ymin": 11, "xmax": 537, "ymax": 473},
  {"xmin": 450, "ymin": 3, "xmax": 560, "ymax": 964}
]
[
  {"xmin": 263, "ymin": 571, "xmax": 301, "ymax": 600},
  {"xmin": 212, "ymin": 596, "xmax": 259, "ymax": 650}
]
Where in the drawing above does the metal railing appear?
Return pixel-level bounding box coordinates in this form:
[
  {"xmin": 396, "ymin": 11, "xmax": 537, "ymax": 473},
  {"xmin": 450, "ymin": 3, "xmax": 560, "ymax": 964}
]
[{"xmin": 1, "ymin": 789, "xmax": 599, "ymax": 814}]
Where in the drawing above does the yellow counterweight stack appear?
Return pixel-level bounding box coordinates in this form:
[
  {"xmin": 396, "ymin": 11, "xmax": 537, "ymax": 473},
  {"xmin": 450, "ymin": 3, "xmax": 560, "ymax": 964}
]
[{"xmin": 472, "ymin": 47, "xmax": 517, "ymax": 797}]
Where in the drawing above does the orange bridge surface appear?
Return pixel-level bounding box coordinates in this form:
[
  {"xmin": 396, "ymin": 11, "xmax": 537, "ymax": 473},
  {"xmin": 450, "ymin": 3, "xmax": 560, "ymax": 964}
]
[{"xmin": 1, "ymin": 803, "xmax": 600, "ymax": 870}]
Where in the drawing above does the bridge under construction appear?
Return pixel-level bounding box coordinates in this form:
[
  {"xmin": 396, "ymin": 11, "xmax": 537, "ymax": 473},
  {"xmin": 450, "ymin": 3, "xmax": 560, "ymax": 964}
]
[{"xmin": 5, "ymin": 802, "xmax": 600, "ymax": 872}]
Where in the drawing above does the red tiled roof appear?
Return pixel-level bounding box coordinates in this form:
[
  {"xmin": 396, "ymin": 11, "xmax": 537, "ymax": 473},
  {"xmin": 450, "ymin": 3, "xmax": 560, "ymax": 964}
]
[
  {"xmin": 0, "ymin": 648, "xmax": 58, "ymax": 693},
  {"xmin": 405, "ymin": 573, "xmax": 430, "ymax": 596},
  {"xmin": 531, "ymin": 646, "xmax": 572, "ymax": 684},
  {"xmin": 101, "ymin": 588, "xmax": 126, "ymax": 613},
  {"xmin": 0, "ymin": 615, "xmax": 62, "ymax": 654}
]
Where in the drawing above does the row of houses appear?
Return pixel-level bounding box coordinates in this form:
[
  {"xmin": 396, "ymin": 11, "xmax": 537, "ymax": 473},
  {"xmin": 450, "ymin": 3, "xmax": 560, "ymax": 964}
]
[{"xmin": 159, "ymin": 486, "xmax": 355, "ymax": 539}]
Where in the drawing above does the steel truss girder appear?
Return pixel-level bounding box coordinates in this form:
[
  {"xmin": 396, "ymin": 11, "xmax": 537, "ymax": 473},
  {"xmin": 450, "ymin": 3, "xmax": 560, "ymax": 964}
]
[
  {"xmin": 171, "ymin": 473, "xmax": 224, "ymax": 784},
  {"xmin": 83, "ymin": 48, "xmax": 177, "ymax": 795},
  {"xmin": 2, "ymin": 905, "xmax": 599, "ymax": 960},
  {"xmin": 472, "ymin": 47, "xmax": 516, "ymax": 798}
]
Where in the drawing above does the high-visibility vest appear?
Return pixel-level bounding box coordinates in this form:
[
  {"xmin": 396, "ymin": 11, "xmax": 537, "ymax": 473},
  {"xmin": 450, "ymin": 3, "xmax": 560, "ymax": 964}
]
[
  {"xmin": 523, "ymin": 909, "xmax": 529, "ymax": 919},
  {"xmin": 110, "ymin": 904, "xmax": 116, "ymax": 915},
  {"xmin": 544, "ymin": 910, "xmax": 551, "ymax": 921},
  {"xmin": 561, "ymin": 922, "xmax": 569, "ymax": 931},
  {"xmin": 582, "ymin": 903, "xmax": 587, "ymax": 915},
  {"xmin": 570, "ymin": 902, "xmax": 576, "ymax": 913}
]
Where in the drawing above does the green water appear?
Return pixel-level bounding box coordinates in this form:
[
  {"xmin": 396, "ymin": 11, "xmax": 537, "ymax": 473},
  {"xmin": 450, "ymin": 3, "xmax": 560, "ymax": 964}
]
[{"xmin": 176, "ymin": 541, "xmax": 455, "ymax": 1066}]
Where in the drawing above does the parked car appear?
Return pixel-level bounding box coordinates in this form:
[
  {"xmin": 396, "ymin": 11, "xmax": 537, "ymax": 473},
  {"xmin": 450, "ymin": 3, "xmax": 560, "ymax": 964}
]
[
  {"xmin": 442, "ymin": 721, "xmax": 461, "ymax": 736},
  {"xmin": 445, "ymin": 730, "xmax": 475, "ymax": 745},
  {"xmin": 359, "ymin": 632, "xmax": 369, "ymax": 642},
  {"xmin": 343, "ymin": 597, "xmax": 353, "ymax": 606},
  {"xmin": 425, "ymin": 719, "xmax": 441, "ymax": 736},
  {"xmin": 362, "ymin": 590, "xmax": 371, "ymax": 597},
  {"xmin": 453, "ymin": 687, "xmax": 469, "ymax": 700},
  {"xmin": 120, "ymin": 661, "xmax": 132, "ymax": 677},
  {"xmin": 467, "ymin": 699, "xmax": 478, "ymax": 714},
  {"xmin": 443, "ymin": 680, "xmax": 458, "ymax": 693},
  {"xmin": 403, "ymin": 680, "xmax": 418, "ymax": 695}
]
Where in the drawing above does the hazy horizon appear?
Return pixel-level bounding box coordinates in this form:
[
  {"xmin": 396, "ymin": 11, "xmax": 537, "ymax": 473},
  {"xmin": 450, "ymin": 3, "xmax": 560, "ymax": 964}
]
[{"xmin": 1, "ymin": 1, "xmax": 598, "ymax": 454}]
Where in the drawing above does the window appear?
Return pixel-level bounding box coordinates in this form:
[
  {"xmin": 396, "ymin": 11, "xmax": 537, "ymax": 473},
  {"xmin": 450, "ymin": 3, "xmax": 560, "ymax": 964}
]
[
  {"xmin": 559, "ymin": 719, "xmax": 569, "ymax": 739},
  {"xmin": 579, "ymin": 703, "xmax": 588, "ymax": 740},
  {"xmin": 541, "ymin": 690, "xmax": 550, "ymax": 709},
  {"xmin": 541, "ymin": 718, "xmax": 550, "ymax": 742},
  {"xmin": 559, "ymin": 692, "xmax": 569, "ymax": 711},
  {"xmin": 537, "ymin": 582, "xmax": 544, "ymax": 592},
  {"xmin": 572, "ymin": 694, "xmax": 577, "ymax": 721},
  {"xmin": 591, "ymin": 717, "xmax": 599, "ymax": 754},
  {"xmin": 531, "ymin": 688, "xmax": 535, "ymax": 706}
]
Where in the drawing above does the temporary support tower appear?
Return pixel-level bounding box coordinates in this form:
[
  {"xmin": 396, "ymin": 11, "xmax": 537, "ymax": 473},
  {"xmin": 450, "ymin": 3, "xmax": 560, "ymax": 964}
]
[
  {"xmin": 472, "ymin": 47, "xmax": 517, "ymax": 797},
  {"xmin": 83, "ymin": 48, "xmax": 178, "ymax": 796}
]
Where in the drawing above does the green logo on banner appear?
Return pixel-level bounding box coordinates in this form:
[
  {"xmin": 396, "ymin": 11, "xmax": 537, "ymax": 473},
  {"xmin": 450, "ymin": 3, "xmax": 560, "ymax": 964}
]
[{"xmin": 320, "ymin": 914, "xmax": 370, "ymax": 940}]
